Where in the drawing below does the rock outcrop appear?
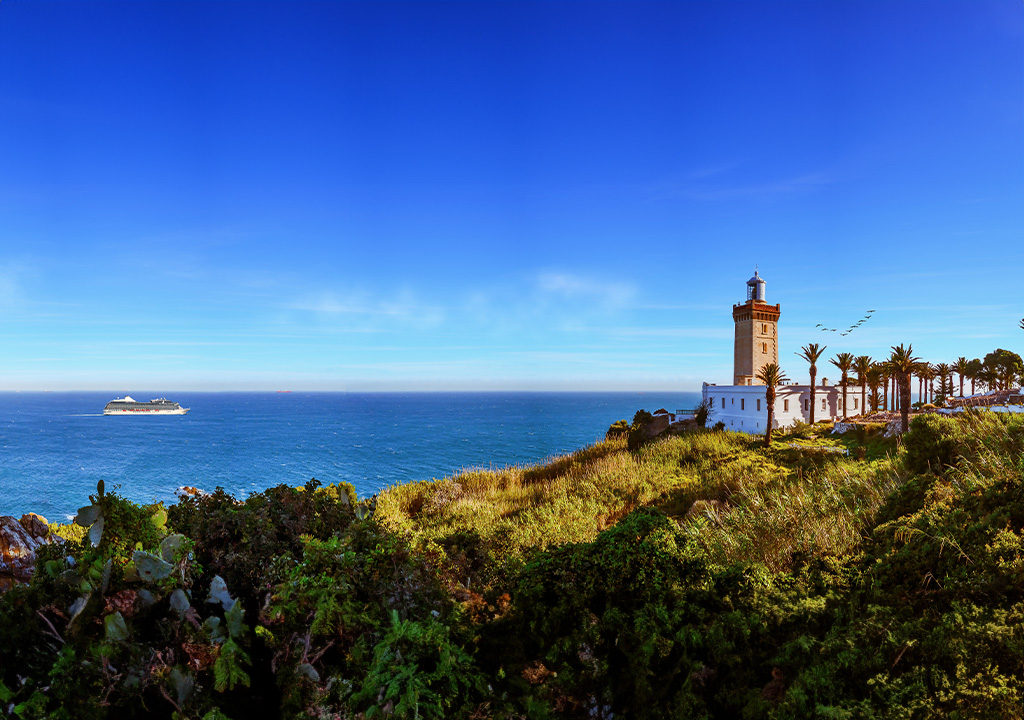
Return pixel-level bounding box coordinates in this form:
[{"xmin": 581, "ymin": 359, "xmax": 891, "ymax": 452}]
[
  {"xmin": 0, "ymin": 513, "xmax": 52, "ymax": 585},
  {"xmin": 642, "ymin": 413, "xmax": 673, "ymax": 440}
]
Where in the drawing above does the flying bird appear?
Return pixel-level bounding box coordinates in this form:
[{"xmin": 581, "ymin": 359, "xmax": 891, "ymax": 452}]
[{"xmin": 815, "ymin": 309, "xmax": 877, "ymax": 336}]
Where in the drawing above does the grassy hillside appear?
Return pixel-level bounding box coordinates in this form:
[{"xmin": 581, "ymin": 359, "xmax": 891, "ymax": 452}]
[
  {"xmin": 376, "ymin": 424, "xmax": 899, "ymax": 572},
  {"xmin": 2, "ymin": 411, "xmax": 1023, "ymax": 719}
]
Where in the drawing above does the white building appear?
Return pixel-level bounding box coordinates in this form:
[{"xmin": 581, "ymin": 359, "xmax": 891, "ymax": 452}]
[{"xmin": 702, "ymin": 272, "xmax": 860, "ymax": 433}]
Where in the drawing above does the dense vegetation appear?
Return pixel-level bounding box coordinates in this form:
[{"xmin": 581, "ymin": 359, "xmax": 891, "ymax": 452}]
[{"xmin": 2, "ymin": 409, "xmax": 1024, "ymax": 718}]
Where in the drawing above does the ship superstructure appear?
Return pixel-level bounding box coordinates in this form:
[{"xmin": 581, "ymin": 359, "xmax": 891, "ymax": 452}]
[{"xmin": 103, "ymin": 396, "xmax": 189, "ymax": 415}]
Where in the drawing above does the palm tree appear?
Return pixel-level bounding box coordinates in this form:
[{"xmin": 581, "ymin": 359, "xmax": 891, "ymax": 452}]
[
  {"xmin": 921, "ymin": 363, "xmax": 935, "ymax": 404},
  {"xmin": 953, "ymin": 357, "xmax": 970, "ymax": 398},
  {"xmin": 912, "ymin": 361, "xmax": 929, "ymax": 405},
  {"xmin": 797, "ymin": 343, "xmax": 827, "ymax": 424},
  {"xmin": 866, "ymin": 365, "xmax": 884, "ymax": 411},
  {"xmin": 983, "ymin": 356, "xmax": 1000, "ymax": 391},
  {"xmin": 1020, "ymin": 318, "xmax": 1023, "ymax": 331},
  {"xmin": 853, "ymin": 355, "xmax": 872, "ymax": 417},
  {"xmin": 967, "ymin": 358, "xmax": 983, "ymax": 395},
  {"xmin": 880, "ymin": 363, "xmax": 889, "ymax": 411},
  {"xmin": 755, "ymin": 362, "xmax": 788, "ymax": 447},
  {"xmin": 830, "ymin": 352, "xmax": 855, "ymax": 421},
  {"xmin": 888, "ymin": 344, "xmax": 921, "ymax": 433}
]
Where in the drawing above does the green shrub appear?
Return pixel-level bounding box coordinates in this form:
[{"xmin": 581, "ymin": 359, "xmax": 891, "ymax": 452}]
[
  {"xmin": 167, "ymin": 478, "xmax": 357, "ymax": 602},
  {"xmin": 627, "ymin": 409, "xmax": 654, "ymax": 451},
  {"xmin": 606, "ymin": 419, "xmax": 629, "ymax": 438},
  {"xmin": 694, "ymin": 397, "xmax": 714, "ymax": 428},
  {"xmin": 351, "ymin": 610, "xmax": 486, "ymax": 719},
  {"xmin": 783, "ymin": 420, "xmax": 815, "ymax": 439},
  {"xmin": 903, "ymin": 413, "xmax": 966, "ymax": 475}
]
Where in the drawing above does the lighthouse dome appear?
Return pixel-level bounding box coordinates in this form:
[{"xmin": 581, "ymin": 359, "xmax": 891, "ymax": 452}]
[{"xmin": 746, "ymin": 270, "xmax": 766, "ymax": 301}]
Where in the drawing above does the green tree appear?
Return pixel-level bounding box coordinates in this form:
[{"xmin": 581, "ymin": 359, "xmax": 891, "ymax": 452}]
[
  {"xmin": 888, "ymin": 344, "xmax": 921, "ymax": 433},
  {"xmin": 921, "ymin": 363, "xmax": 936, "ymax": 404},
  {"xmin": 952, "ymin": 356, "xmax": 970, "ymax": 397},
  {"xmin": 966, "ymin": 357, "xmax": 983, "ymax": 395},
  {"xmin": 693, "ymin": 397, "xmax": 714, "ymax": 428},
  {"xmin": 830, "ymin": 352, "xmax": 855, "ymax": 421},
  {"xmin": 983, "ymin": 348, "xmax": 1023, "ymax": 391},
  {"xmin": 853, "ymin": 355, "xmax": 872, "ymax": 417},
  {"xmin": 797, "ymin": 343, "xmax": 827, "ymax": 424},
  {"xmin": 933, "ymin": 363, "xmax": 952, "ymax": 405},
  {"xmin": 755, "ymin": 362, "xmax": 788, "ymax": 447},
  {"xmin": 866, "ymin": 365, "xmax": 884, "ymax": 411},
  {"xmin": 880, "ymin": 362, "xmax": 889, "ymax": 410}
]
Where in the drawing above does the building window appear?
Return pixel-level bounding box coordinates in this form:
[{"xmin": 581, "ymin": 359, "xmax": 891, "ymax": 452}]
[
  {"xmin": 757, "ymin": 399, "xmax": 761, "ymax": 411},
  {"xmin": 741, "ymin": 399, "xmax": 745, "ymax": 410},
  {"xmin": 762, "ymin": 323, "xmax": 767, "ymax": 334},
  {"xmin": 784, "ymin": 399, "xmax": 789, "ymax": 412},
  {"xmin": 762, "ymin": 342, "xmax": 767, "ymax": 353},
  {"xmin": 731, "ymin": 398, "xmax": 734, "ymax": 405},
  {"xmin": 722, "ymin": 398, "xmax": 725, "ymax": 409},
  {"xmin": 822, "ymin": 399, "xmax": 826, "ymax": 410},
  {"xmin": 803, "ymin": 399, "xmax": 808, "ymax": 411},
  {"xmin": 854, "ymin": 399, "xmax": 858, "ymax": 409}
]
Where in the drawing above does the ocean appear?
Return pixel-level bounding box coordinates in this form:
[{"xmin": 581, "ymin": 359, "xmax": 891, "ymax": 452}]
[{"xmin": 0, "ymin": 391, "xmax": 701, "ymax": 521}]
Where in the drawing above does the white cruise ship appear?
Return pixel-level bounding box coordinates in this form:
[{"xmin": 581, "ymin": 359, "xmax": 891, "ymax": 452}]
[{"xmin": 103, "ymin": 396, "xmax": 189, "ymax": 415}]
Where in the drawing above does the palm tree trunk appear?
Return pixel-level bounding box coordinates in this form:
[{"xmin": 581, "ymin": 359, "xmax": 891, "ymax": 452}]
[
  {"xmin": 764, "ymin": 387, "xmax": 776, "ymax": 447},
  {"xmin": 900, "ymin": 372, "xmax": 911, "ymax": 433},
  {"xmin": 882, "ymin": 377, "xmax": 888, "ymax": 413},
  {"xmin": 809, "ymin": 369, "xmax": 816, "ymax": 424},
  {"xmin": 861, "ymin": 382, "xmax": 866, "ymax": 418},
  {"xmin": 841, "ymin": 378, "xmax": 848, "ymax": 421}
]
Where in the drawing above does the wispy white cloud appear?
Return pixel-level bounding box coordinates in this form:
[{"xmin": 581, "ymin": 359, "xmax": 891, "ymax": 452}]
[
  {"xmin": 286, "ymin": 288, "xmax": 446, "ymax": 331},
  {"xmin": 290, "ymin": 292, "xmax": 404, "ymax": 316},
  {"xmin": 534, "ymin": 271, "xmax": 636, "ymax": 307}
]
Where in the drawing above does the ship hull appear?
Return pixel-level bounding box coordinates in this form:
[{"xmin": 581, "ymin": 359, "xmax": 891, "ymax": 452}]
[
  {"xmin": 103, "ymin": 396, "xmax": 189, "ymax": 415},
  {"xmin": 103, "ymin": 408, "xmax": 189, "ymax": 415}
]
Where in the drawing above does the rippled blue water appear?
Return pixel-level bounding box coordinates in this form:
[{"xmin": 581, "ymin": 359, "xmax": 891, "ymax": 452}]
[{"xmin": 0, "ymin": 391, "xmax": 700, "ymax": 520}]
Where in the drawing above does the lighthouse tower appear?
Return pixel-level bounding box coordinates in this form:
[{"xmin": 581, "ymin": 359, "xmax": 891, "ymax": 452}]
[{"xmin": 732, "ymin": 270, "xmax": 781, "ymax": 385}]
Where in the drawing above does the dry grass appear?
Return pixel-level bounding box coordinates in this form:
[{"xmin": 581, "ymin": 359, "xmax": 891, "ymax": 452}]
[
  {"xmin": 375, "ymin": 436, "xmax": 656, "ymax": 553},
  {"xmin": 682, "ymin": 456, "xmax": 901, "ymax": 571},
  {"xmin": 377, "ymin": 431, "xmax": 767, "ymax": 556},
  {"xmin": 375, "ymin": 426, "xmax": 905, "ymax": 571}
]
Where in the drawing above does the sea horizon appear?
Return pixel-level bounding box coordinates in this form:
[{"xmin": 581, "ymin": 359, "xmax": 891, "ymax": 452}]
[{"xmin": 0, "ymin": 390, "xmax": 702, "ymax": 521}]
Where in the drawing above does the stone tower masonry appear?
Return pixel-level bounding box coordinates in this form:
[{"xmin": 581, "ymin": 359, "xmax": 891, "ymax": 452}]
[{"xmin": 732, "ymin": 270, "xmax": 780, "ymax": 385}]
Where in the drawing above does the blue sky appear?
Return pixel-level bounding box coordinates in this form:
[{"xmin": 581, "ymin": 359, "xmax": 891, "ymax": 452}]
[{"xmin": 0, "ymin": 0, "xmax": 1021, "ymax": 391}]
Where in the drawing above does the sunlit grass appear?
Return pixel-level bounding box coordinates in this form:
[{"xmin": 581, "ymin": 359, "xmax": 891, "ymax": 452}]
[{"xmin": 376, "ymin": 425, "xmax": 907, "ymax": 572}]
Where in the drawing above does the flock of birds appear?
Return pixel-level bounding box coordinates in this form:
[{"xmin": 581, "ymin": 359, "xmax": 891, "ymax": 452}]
[{"xmin": 815, "ymin": 309, "xmax": 875, "ymax": 336}]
